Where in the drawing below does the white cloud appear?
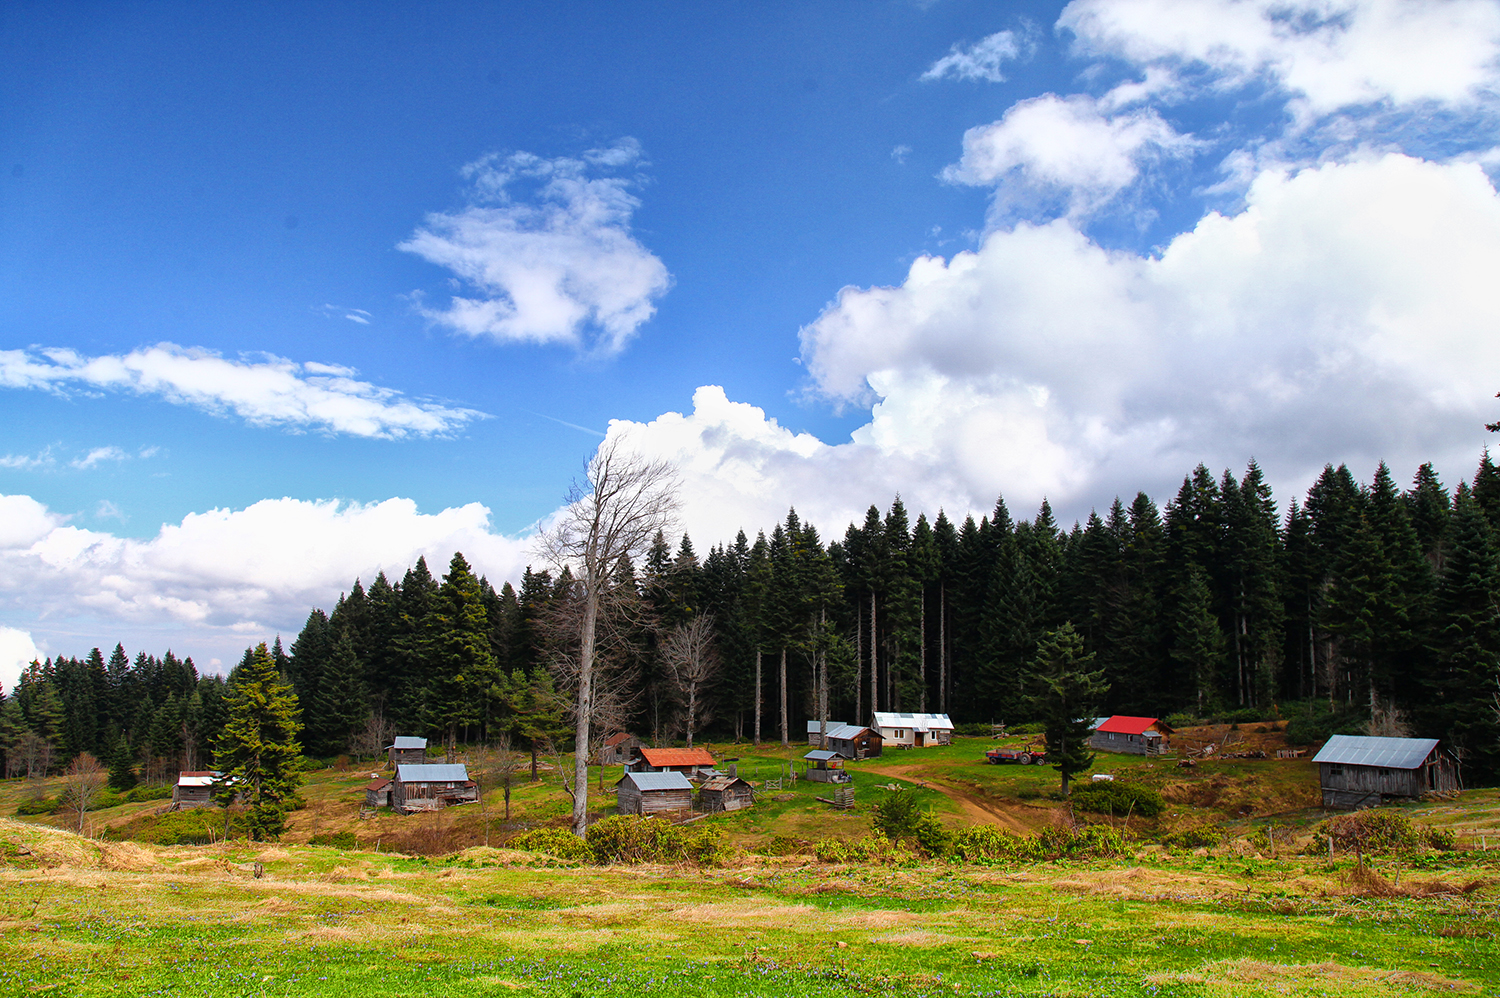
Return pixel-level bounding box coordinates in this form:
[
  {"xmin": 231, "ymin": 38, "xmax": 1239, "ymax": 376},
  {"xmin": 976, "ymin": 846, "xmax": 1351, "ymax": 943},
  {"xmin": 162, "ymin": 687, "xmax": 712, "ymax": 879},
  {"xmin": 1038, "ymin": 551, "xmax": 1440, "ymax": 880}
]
[
  {"xmin": 0, "ymin": 447, "xmax": 54, "ymax": 470},
  {"xmin": 399, "ymin": 139, "xmax": 671, "ymax": 356},
  {"xmin": 1061, "ymin": 0, "xmax": 1500, "ymax": 119},
  {"xmin": 943, "ymin": 93, "xmax": 1197, "ymax": 215},
  {"xmin": 0, "ymin": 343, "xmax": 485, "ymax": 439},
  {"xmin": 0, "ymin": 493, "xmax": 535, "ymax": 671},
  {"xmin": 0, "ymin": 626, "xmax": 42, "ymax": 695},
  {"xmin": 71, "ymin": 446, "xmax": 127, "ymax": 470},
  {"xmin": 922, "ymin": 30, "xmax": 1024, "ymax": 83}
]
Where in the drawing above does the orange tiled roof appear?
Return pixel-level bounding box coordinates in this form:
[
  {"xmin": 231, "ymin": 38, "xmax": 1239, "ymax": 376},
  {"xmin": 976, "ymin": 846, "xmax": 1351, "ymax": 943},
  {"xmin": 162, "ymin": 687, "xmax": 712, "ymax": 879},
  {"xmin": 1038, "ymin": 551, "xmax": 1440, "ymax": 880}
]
[{"xmin": 638, "ymin": 746, "xmax": 715, "ymax": 767}]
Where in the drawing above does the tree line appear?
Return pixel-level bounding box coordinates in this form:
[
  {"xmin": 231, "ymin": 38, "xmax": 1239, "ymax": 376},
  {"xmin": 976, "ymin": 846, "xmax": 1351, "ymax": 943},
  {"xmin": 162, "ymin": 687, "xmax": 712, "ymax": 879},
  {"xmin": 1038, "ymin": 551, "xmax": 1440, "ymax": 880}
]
[{"xmin": 4, "ymin": 450, "xmax": 1499, "ymax": 785}]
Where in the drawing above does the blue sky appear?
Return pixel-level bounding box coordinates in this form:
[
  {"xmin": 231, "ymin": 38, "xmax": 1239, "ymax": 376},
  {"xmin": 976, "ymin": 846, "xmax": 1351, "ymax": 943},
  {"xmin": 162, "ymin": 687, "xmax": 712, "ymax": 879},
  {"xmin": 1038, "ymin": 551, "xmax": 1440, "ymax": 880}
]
[{"xmin": 4, "ymin": 0, "xmax": 1500, "ymax": 682}]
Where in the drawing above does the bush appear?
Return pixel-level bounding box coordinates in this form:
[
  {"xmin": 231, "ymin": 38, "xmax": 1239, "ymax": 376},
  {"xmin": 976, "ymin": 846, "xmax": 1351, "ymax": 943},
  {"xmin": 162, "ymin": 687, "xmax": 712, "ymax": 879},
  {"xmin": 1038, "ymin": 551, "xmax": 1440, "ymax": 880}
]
[
  {"xmin": 579, "ymin": 815, "xmax": 725, "ymax": 866},
  {"xmin": 125, "ymin": 784, "xmax": 173, "ymax": 802},
  {"xmin": 761, "ymin": 836, "xmax": 810, "ymax": 856},
  {"xmin": 1160, "ymin": 826, "xmax": 1222, "ymax": 849},
  {"xmin": 944, "ymin": 826, "xmax": 1040, "ymax": 863},
  {"xmin": 1164, "ymin": 712, "xmax": 1201, "ymax": 729},
  {"xmin": 15, "ymin": 796, "xmax": 61, "ymax": 816},
  {"xmin": 508, "ymin": 827, "xmax": 591, "ymax": 862},
  {"xmin": 309, "ymin": 831, "xmax": 357, "ymax": 849},
  {"xmin": 1308, "ymin": 809, "xmax": 1451, "ymax": 856},
  {"xmin": 1070, "ymin": 781, "xmax": 1165, "ymax": 818},
  {"xmin": 1283, "ymin": 701, "xmax": 1367, "ymax": 746},
  {"xmin": 1007, "ymin": 722, "xmax": 1046, "ymax": 735},
  {"xmin": 1034, "ymin": 825, "xmax": 1127, "ymax": 859},
  {"xmin": 812, "ymin": 833, "xmax": 915, "ymax": 865}
]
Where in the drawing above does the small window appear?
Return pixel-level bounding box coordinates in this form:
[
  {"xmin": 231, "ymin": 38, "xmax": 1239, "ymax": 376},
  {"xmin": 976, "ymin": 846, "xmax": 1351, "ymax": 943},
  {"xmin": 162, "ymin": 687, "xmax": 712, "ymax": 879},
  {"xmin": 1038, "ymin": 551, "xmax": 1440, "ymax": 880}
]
[{"xmin": 1328, "ymin": 765, "xmax": 1343, "ymax": 777}]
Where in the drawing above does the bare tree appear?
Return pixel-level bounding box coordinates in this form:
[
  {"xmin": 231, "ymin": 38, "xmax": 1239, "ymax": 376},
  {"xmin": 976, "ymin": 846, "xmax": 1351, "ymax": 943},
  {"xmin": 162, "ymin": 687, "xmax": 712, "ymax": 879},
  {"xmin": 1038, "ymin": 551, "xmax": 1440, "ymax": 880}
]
[
  {"xmin": 661, "ymin": 615, "xmax": 720, "ymax": 748},
  {"xmin": 62, "ymin": 752, "xmax": 106, "ymax": 835},
  {"xmin": 467, "ymin": 739, "xmax": 523, "ymax": 843},
  {"xmin": 541, "ymin": 437, "xmax": 678, "ymax": 837},
  {"xmin": 352, "ymin": 712, "xmax": 396, "ymax": 764}
]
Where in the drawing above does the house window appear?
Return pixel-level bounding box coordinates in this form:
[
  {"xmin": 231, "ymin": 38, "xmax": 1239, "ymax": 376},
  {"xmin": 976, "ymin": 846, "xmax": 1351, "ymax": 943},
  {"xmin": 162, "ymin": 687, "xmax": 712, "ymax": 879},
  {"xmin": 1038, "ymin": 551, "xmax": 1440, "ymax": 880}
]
[{"xmin": 1328, "ymin": 765, "xmax": 1343, "ymax": 777}]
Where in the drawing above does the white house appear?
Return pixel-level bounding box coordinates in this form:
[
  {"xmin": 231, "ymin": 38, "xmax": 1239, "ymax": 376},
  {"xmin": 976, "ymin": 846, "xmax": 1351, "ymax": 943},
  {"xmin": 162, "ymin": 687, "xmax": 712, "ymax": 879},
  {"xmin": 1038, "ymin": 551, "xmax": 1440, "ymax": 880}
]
[{"xmin": 872, "ymin": 712, "xmax": 954, "ymax": 748}]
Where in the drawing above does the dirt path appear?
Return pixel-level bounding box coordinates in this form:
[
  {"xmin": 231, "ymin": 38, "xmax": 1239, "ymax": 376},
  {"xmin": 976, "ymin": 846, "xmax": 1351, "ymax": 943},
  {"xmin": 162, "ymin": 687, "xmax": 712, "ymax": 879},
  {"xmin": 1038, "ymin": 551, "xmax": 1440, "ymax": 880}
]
[{"xmin": 862, "ymin": 763, "xmax": 1065, "ymax": 833}]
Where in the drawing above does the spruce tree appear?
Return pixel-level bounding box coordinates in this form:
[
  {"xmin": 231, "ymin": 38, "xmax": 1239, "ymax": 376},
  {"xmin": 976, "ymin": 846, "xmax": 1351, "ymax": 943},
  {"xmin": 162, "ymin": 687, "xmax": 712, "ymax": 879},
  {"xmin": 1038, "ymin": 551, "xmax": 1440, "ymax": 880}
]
[
  {"xmin": 107, "ymin": 732, "xmax": 138, "ymax": 791},
  {"xmin": 214, "ymin": 642, "xmax": 303, "ymax": 840},
  {"xmin": 427, "ymin": 552, "xmax": 499, "ymax": 761},
  {"xmin": 1030, "ymin": 623, "xmax": 1108, "ymax": 798}
]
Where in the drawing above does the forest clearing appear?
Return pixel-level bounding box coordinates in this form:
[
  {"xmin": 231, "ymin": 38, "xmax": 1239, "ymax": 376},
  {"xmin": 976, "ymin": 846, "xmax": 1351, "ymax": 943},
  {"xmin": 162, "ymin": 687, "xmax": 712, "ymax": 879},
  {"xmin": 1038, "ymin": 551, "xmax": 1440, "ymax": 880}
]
[{"xmin": 4, "ymin": 736, "xmax": 1500, "ymax": 997}]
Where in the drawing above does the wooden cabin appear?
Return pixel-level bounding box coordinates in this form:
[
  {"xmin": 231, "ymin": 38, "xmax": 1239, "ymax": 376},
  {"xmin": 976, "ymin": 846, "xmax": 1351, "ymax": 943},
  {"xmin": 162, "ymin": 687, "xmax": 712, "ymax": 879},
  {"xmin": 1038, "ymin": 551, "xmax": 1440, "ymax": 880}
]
[
  {"xmin": 1089, "ymin": 716, "xmax": 1173, "ymax": 756},
  {"xmin": 391, "ymin": 763, "xmax": 477, "ymax": 813},
  {"xmin": 1312, "ymin": 735, "xmax": 1461, "ymax": 809},
  {"xmin": 387, "ymin": 736, "xmax": 428, "ymax": 767},
  {"xmin": 806, "ymin": 720, "xmax": 849, "ymax": 745},
  {"xmin": 616, "ymin": 771, "xmax": 694, "ymax": 815},
  {"xmin": 872, "ymin": 712, "xmax": 954, "ymax": 748},
  {"xmin": 364, "ymin": 777, "xmax": 392, "ymax": 808},
  {"xmin": 626, "ymin": 746, "xmax": 717, "ymax": 779},
  {"xmin": 804, "ymin": 750, "xmax": 852, "ymax": 783},
  {"xmin": 599, "ymin": 732, "xmax": 644, "ymax": 765},
  {"xmin": 697, "ymin": 775, "xmax": 755, "ymax": 812},
  {"xmin": 826, "ymin": 724, "xmax": 883, "ymax": 759},
  {"xmin": 172, "ymin": 771, "xmax": 217, "ymax": 809}
]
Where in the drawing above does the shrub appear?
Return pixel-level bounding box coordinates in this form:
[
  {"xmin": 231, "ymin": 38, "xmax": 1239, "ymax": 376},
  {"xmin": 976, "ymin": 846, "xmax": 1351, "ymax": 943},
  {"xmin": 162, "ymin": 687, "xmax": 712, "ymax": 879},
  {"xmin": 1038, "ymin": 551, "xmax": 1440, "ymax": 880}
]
[
  {"xmin": 1035, "ymin": 825, "xmax": 1126, "ymax": 859},
  {"xmin": 1164, "ymin": 712, "xmax": 1200, "ymax": 729},
  {"xmin": 1308, "ymin": 809, "xmax": 1450, "ymax": 856},
  {"xmin": 507, "ymin": 827, "xmax": 591, "ymax": 862},
  {"xmin": 812, "ymin": 833, "xmax": 915, "ymax": 865},
  {"xmin": 583, "ymin": 815, "xmax": 725, "ymax": 866},
  {"xmin": 309, "ymin": 831, "xmax": 357, "ymax": 849},
  {"xmin": 15, "ymin": 796, "xmax": 61, "ymax": 816},
  {"xmin": 1070, "ymin": 781, "xmax": 1165, "ymax": 818},
  {"xmin": 125, "ymin": 784, "xmax": 173, "ymax": 802},
  {"xmin": 871, "ymin": 789, "xmax": 921, "ymax": 839},
  {"xmin": 1007, "ymin": 722, "xmax": 1046, "ymax": 735},
  {"xmin": 761, "ymin": 836, "xmax": 809, "ymax": 856},
  {"xmin": 1160, "ymin": 826, "xmax": 1222, "ymax": 849},
  {"xmin": 944, "ymin": 826, "xmax": 1040, "ymax": 863}
]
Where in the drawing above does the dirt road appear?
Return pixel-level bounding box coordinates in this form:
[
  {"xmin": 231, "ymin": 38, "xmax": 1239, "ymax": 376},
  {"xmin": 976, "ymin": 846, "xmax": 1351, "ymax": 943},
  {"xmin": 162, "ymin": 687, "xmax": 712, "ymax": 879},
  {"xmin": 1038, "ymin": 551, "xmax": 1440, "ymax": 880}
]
[{"xmin": 861, "ymin": 762, "xmax": 1065, "ymax": 833}]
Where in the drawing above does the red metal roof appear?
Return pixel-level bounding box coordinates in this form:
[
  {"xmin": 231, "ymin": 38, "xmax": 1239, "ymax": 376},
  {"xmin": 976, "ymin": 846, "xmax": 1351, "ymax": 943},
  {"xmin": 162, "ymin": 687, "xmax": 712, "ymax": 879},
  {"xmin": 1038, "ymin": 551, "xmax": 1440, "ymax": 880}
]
[
  {"xmin": 365, "ymin": 778, "xmax": 392, "ymax": 791},
  {"xmin": 638, "ymin": 746, "xmax": 715, "ymax": 767},
  {"xmin": 1095, "ymin": 716, "xmax": 1166, "ymax": 736},
  {"xmin": 604, "ymin": 732, "xmax": 637, "ymax": 748}
]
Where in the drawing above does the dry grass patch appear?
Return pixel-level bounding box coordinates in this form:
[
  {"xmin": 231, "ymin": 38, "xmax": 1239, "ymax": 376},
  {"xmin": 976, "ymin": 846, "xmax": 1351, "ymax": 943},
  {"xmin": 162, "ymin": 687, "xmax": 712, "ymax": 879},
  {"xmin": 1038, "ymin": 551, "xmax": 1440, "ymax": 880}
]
[
  {"xmin": 1050, "ymin": 865, "xmax": 1241, "ymax": 898},
  {"xmin": 1148, "ymin": 957, "xmax": 1478, "ymax": 995}
]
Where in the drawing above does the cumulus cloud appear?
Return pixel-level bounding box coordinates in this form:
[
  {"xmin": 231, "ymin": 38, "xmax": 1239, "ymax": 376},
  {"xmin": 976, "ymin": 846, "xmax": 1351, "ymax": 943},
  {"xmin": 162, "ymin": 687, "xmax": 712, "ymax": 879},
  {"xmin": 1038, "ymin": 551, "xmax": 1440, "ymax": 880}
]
[
  {"xmin": 944, "ymin": 93, "xmax": 1197, "ymax": 216},
  {"xmin": 0, "ymin": 344, "xmax": 485, "ymax": 439},
  {"xmin": 0, "ymin": 625, "xmax": 42, "ymax": 694},
  {"xmin": 399, "ymin": 139, "xmax": 671, "ymax": 356},
  {"xmin": 0, "ymin": 493, "xmax": 535, "ymax": 671},
  {"xmin": 922, "ymin": 30, "xmax": 1025, "ymax": 83},
  {"xmin": 1061, "ymin": 0, "xmax": 1500, "ymax": 119}
]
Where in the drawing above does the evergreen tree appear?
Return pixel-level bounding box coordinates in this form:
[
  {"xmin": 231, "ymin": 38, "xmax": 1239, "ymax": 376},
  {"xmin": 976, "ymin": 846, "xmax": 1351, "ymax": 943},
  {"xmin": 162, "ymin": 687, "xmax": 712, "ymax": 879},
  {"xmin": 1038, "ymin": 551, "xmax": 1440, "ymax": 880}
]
[
  {"xmin": 214, "ymin": 642, "xmax": 304, "ymax": 840},
  {"xmin": 107, "ymin": 732, "xmax": 138, "ymax": 791},
  {"xmin": 1169, "ymin": 566, "xmax": 1226, "ymax": 713},
  {"xmin": 1030, "ymin": 623, "xmax": 1108, "ymax": 798},
  {"xmin": 427, "ymin": 552, "xmax": 500, "ymax": 760}
]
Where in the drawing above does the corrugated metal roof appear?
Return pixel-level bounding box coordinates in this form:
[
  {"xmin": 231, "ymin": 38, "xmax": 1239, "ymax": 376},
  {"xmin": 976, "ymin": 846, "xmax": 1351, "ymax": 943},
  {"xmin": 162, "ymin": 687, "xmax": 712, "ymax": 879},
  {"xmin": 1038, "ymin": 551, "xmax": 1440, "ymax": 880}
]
[
  {"xmin": 873, "ymin": 712, "xmax": 953, "ymax": 731},
  {"xmin": 806, "ymin": 719, "xmax": 849, "ymax": 733},
  {"xmin": 1312, "ymin": 735, "xmax": 1439, "ymax": 769},
  {"xmin": 604, "ymin": 731, "xmax": 638, "ymax": 747},
  {"xmin": 804, "ymin": 750, "xmax": 842, "ymax": 762},
  {"xmin": 827, "ymin": 724, "xmax": 875, "ymax": 741},
  {"xmin": 396, "ymin": 763, "xmax": 469, "ymax": 782},
  {"xmin": 390, "ymin": 736, "xmax": 427, "ymax": 750},
  {"xmin": 176, "ymin": 776, "xmax": 215, "ymax": 788},
  {"xmin": 638, "ymin": 746, "xmax": 716, "ymax": 767},
  {"xmin": 1095, "ymin": 716, "xmax": 1165, "ymax": 736},
  {"xmin": 699, "ymin": 775, "xmax": 750, "ymax": 792},
  {"xmin": 618, "ymin": 771, "xmax": 693, "ymax": 791},
  {"xmin": 365, "ymin": 778, "xmax": 392, "ymax": 791}
]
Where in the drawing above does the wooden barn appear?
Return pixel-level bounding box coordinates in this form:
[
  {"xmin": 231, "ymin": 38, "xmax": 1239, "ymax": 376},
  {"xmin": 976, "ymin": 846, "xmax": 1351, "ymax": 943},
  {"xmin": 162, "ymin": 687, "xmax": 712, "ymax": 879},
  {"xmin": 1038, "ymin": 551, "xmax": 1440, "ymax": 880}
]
[
  {"xmin": 626, "ymin": 746, "xmax": 717, "ymax": 779},
  {"xmin": 364, "ymin": 777, "xmax": 392, "ymax": 808},
  {"xmin": 1089, "ymin": 716, "xmax": 1173, "ymax": 756},
  {"xmin": 391, "ymin": 763, "xmax": 477, "ymax": 813},
  {"xmin": 599, "ymin": 732, "xmax": 644, "ymax": 765},
  {"xmin": 804, "ymin": 750, "xmax": 852, "ymax": 783},
  {"xmin": 806, "ymin": 719, "xmax": 849, "ymax": 745},
  {"xmin": 872, "ymin": 712, "xmax": 954, "ymax": 748},
  {"xmin": 387, "ymin": 736, "xmax": 428, "ymax": 767},
  {"xmin": 697, "ymin": 775, "xmax": 754, "ymax": 812},
  {"xmin": 616, "ymin": 770, "xmax": 694, "ymax": 815},
  {"xmin": 826, "ymin": 723, "xmax": 883, "ymax": 759},
  {"xmin": 172, "ymin": 771, "xmax": 217, "ymax": 809},
  {"xmin": 1312, "ymin": 735, "xmax": 1461, "ymax": 809}
]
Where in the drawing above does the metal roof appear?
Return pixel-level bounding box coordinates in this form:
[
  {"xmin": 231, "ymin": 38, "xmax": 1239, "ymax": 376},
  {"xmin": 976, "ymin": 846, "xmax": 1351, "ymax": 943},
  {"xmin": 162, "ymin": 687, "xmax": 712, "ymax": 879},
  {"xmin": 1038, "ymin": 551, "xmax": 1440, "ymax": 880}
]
[
  {"xmin": 1095, "ymin": 716, "xmax": 1166, "ymax": 736},
  {"xmin": 638, "ymin": 746, "xmax": 716, "ymax": 767},
  {"xmin": 176, "ymin": 776, "xmax": 215, "ymax": 788},
  {"xmin": 618, "ymin": 771, "xmax": 693, "ymax": 792},
  {"xmin": 699, "ymin": 775, "xmax": 751, "ymax": 792},
  {"xmin": 396, "ymin": 763, "xmax": 469, "ymax": 782},
  {"xmin": 872, "ymin": 712, "xmax": 953, "ymax": 731},
  {"xmin": 827, "ymin": 724, "xmax": 875, "ymax": 741},
  {"xmin": 390, "ymin": 736, "xmax": 427, "ymax": 750},
  {"xmin": 1311, "ymin": 735, "xmax": 1439, "ymax": 769},
  {"xmin": 804, "ymin": 750, "xmax": 843, "ymax": 762},
  {"xmin": 806, "ymin": 719, "xmax": 849, "ymax": 733}
]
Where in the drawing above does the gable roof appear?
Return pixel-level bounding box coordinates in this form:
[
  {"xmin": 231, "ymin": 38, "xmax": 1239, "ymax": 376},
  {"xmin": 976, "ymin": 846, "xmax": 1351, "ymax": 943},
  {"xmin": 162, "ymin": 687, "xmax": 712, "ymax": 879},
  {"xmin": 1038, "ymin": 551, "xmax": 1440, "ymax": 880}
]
[
  {"xmin": 827, "ymin": 724, "xmax": 877, "ymax": 741},
  {"xmin": 618, "ymin": 771, "xmax": 693, "ymax": 792},
  {"xmin": 604, "ymin": 731, "xmax": 638, "ymax": 748},
  {"xmin": 807, "ymin": 720, "xmax": 849, "ymax": 734},
  {"xmin": 1312, "ymin": 734, "xmax": 1440, "ymax": 769},
  {"xmin": 698, "ymin": 775, "xmax": 751, "ymax": 792},
  {"xmin": 872, "ymin": 712, "xmax": 953, "ymax": 732},
  {"xmin": 176, "ymin": 774, "xmax": 215, "ymax": 788},
  {"xmin": 395, "ymin": 763, "xmax": 470, "ymax": 783},
  {"xmin": 365, "ymin": 778, "xmax": 392, "ymax": 792},
  {"xmin": 1095, "ymin": 716, "xmax": 1168, "ymax": 736},
  {"xmin": 389, "ymin": 736, "xmax": 427, "ymax": 750},
  {"xmin": 638, "ymin": 746, "xmax": 715, "ymax": 768},
  {"xmin": 804, "ymin": 749, "xmax": 842, "ymax": 762}
]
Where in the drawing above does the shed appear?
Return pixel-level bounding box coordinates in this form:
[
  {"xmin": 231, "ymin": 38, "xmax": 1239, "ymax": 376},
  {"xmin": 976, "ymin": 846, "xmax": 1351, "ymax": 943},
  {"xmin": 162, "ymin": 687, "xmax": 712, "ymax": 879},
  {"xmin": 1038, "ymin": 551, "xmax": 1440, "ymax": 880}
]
[
  {"xmin": 872, "ymin": 712, "xmax": 954, "ymax": 748},
  {"xmin": 387, "ymin": 736, "xmax": 428, "ymax": 767},
  {"xmin": 806, "ymin": 719, "xmax": 849, "ymax": 745},
  {"xmin": 1089, "ymin": 716, "xmax": 1172, "ymax": 756},
  {"xmin": 365, "ymin": 777, "xmax": 392, "ymax": 808},
  {"xmin": 627, "ymin": 746, "xmax": 717, "ymax": 779},
  {"xmin": 616, "ymin": 770, "xmax": 694, "ymax": 815},
  {"xmin": 599, "ymin": 732, "xmax": 644, "ymax": 765},
  {"xmin": 392, "ymin": 763, "xmax": 477, "ymax": 813},
  {"xmin": 697, "ymin": 775, "xmax": 755, "ymax": 811},
  {"xmin": 826, "ymin": 723, "xmax": 883, "ymax": 759},
  {"xmin": 804, "ymin": 749, "xmax": 851, "ymax": 783},
  {"xmin": 172, "ymin": 771, "xmax": 218, "ymax": 809},
  {"xmin": 1312, "ymin": 734, "xmax": 1461, "ymax": 809}
]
